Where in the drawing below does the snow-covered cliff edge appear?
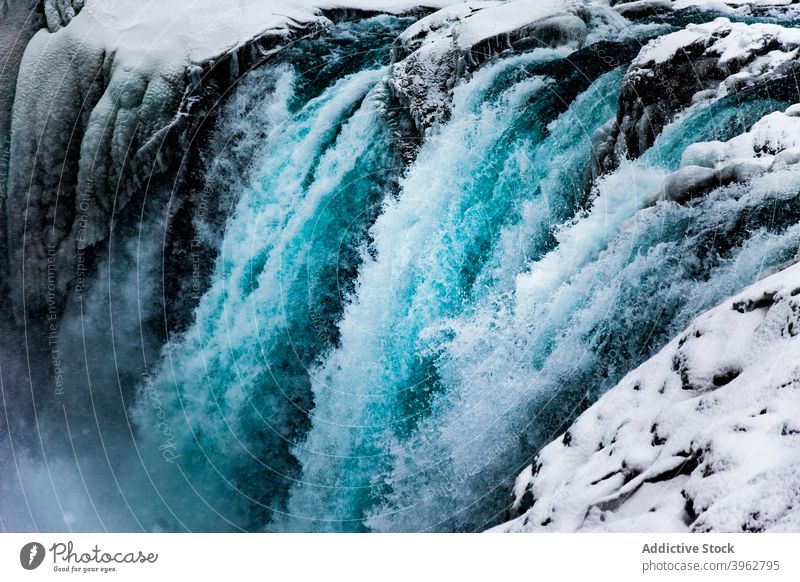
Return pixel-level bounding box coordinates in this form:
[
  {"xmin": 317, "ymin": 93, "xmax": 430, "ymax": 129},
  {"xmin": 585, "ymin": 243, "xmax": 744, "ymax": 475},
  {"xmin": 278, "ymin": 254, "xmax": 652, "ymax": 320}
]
[{"xmin": 499, "ymin": 242, "xmax": 800, "ymax": 533}]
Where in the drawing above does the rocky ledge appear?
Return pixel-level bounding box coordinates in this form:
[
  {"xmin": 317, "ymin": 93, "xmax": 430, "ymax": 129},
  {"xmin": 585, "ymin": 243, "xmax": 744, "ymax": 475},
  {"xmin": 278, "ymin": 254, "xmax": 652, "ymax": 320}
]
[{"xmin": 498, "ymin": 259, "xmax": 800, "ymax": 532}]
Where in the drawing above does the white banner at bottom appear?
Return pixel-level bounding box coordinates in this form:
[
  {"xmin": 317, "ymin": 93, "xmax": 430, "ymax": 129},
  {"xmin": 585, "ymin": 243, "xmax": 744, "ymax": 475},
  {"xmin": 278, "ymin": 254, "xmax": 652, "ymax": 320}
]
[{"xmin": 0, "ymin": 533, "xmax": 797, "ymax": 581}]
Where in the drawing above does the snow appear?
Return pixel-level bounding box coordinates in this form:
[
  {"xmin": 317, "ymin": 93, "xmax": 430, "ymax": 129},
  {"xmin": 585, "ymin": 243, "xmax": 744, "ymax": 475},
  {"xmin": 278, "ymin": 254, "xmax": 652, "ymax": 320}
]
[
  {"xmin": 397, "ymin": 0, "xmax": 628, "ymax": 55},
  {"xmin": 636, "ymin": 26, "xmax": 709, "ymax": 65},
  {"xmin": 614, "ymin": 0, "xmax": 800, "ymax": 13},
  {"xmin": 613, "ymin": 0, "xmax": 673, "ymax": 17},
  {"xmin": 495, "ymin": 258, "xmax": 800, "ymax": 532},
  {"xmin": 451, "ymin": 0, "xmax": 580, "ymax": 49},
  {"xmin": 673, "ymin": 0, "xmax": 797, "ymax": 9},
  {"xmin": 618, "ymin": 0, "xmax": 800, "ymax": 13},
  {"xmin": 632, "ymin": 17, "xmax": 800, "ymax": 68},
  {"xmin": 654, "ymin": 105, "xmax": 800, "ymax": 203},
  {"xmin": 684, "ymin": 111, "xmax": 800, "ymax": 169},
  {"xmin": 55, "ymin": 0, "xmax": 460, "ymax": 68},
  {"xmin": 611, "ymin": 0, "xmax": 800, "ymax": 17},
  {"xmin": 394, "ymin": 1, "xmax": 500, "ymax": 54}
]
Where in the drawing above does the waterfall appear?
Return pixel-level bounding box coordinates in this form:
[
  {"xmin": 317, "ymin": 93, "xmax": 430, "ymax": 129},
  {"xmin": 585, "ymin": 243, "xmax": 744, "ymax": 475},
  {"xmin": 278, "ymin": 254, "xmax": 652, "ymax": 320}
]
[
  {"xmin": 4, "ymin": 6, "xmax": 800, "ymax": 533},
  {"xmin": 134, "ymin": 64, "xmax": 407, "ymax": 531},
  {"xmin": 277, "ymin": 53, "xmax": 624, "ymax": 531}
]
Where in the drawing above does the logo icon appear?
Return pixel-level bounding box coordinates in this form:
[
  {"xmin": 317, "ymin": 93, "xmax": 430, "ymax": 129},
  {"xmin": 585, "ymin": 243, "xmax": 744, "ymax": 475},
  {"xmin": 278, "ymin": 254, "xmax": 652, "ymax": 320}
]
[{"xmin": 20, "ymin": 542, "xmax": 45, "ymax": 570}]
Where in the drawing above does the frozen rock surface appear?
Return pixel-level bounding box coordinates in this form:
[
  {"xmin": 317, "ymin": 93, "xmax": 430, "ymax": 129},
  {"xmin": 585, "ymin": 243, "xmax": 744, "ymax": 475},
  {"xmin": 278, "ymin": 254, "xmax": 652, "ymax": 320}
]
[
  {"xmin": 615, "ymin": 0, "xmax": 800, "ymax": 16},
  {"xmin": 597, "ymin": 18, "xmax": 800, "ymax": 172},
  {"xmin": 655, "ymin": 105, "xmax": 800, "ymax": 203},
  {"xmin": 0, "ymin": 1, "xmax": 47, "ymax": 249},
  {"xmin": 497, "ymin": 260, "xmax": 800, "ymax": 532},
  {"xmin": 42, "ymin": 0, "xmax": 84, "ymax": 30},
  {"xmin": 388, "ymin": 0, "xmax": 627, "ymax": 133}
]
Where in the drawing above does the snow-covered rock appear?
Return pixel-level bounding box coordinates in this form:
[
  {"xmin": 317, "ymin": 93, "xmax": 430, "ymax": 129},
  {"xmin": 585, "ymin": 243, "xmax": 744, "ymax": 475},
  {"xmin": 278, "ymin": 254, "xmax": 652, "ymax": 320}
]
[
  {"xmin": 496, "ymin": 260, "xmax": 800, "ymax": 532},
  {"xmin": 42, "ymin": 0, "xmax": 84, "ymax": 30},
  {"xmin": 597, "ymin": 17, "xmax": 800, "ymax": 173},
  {"xmin": 612, "ymin": 0, "xmax": 673, "ymax": 19},
  {"xmin": 388, "ymin": 0, "xmax": 627, "ymax": 134},
  {"xmin": 3, "ymin": 0, "xmax": 459, "ymax": 317},
  {"xmin": 615, "ymin": 0, "xmax": 800, "ymax": 19},
  {"xmin": 654, "ymin": 105, "xmax": 800, "ymax": 203}
]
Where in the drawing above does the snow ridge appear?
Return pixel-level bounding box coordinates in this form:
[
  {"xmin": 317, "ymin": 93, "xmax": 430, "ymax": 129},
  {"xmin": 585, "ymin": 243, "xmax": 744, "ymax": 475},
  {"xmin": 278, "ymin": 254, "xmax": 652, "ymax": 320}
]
[{"xmin": 499, "ymin": 253, "xmax": 800, "ymax": 533}]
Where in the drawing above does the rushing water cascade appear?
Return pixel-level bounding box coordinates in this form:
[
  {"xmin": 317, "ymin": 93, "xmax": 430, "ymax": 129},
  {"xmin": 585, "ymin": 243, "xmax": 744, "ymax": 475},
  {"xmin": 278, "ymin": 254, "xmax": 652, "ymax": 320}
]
[{"xmin": 4, "ymin": 5, "xmax": 800, "ymax": 533}]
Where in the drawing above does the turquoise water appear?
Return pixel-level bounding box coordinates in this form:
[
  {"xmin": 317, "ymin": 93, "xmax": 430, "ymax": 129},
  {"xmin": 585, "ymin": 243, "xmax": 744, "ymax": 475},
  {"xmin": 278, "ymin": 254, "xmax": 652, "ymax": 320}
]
[
  {"xmin": 130, "ymin": 18, "xmax": 800, "ymax": 532},
  {"xmin": 277, "ymin": 58, "xmax": 625, "ymax": 532}
]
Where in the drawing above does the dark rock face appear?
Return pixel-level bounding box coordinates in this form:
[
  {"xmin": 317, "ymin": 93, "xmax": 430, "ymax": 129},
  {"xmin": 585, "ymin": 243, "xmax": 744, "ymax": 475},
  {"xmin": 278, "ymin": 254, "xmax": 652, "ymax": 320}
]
[
  {"xmin": 615, "ymin": 44, "xmax": 719, "ymax": 161},
  {"xmin": 0, "ymin": 0, "xmax": 47, "ymax": 279}
]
